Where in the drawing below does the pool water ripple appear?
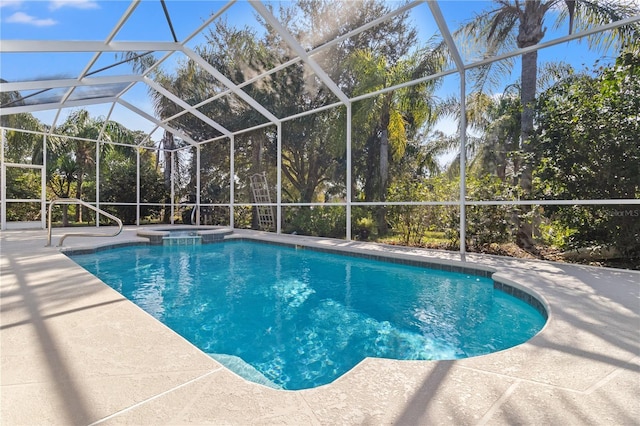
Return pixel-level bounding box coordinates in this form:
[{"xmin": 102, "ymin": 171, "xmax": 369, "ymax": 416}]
[{"xmin": 69, "ymin": 240, "xmax": 546, "ymax": 390}]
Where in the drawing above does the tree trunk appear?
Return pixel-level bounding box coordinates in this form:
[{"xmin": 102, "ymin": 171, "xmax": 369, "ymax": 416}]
[
  {"xmin": 377, "ymin": 128, "xmax": 389, "ymax": 235},
  {"xmin": 379, "ymin": 129, "xmax": 389, "ymax": 195},
  {"xmin": 301, "ymin": 151, "xmax": 320, "ymax": 204},
  {"xmin": 161, "ymin": 131, "xmax": 174, "ymax": 223},
  {"xmin": 363, "ymin": 134, "xmax": 378, "ymax": 202},
  {"xmin": 496, "ymin": 150, "xmax": 507, "ymax": 182},
  {"xmin": 75, "ymin": 176, "xmax": 83, "ymax": 223},
  {"xmin": 515, "ymin": 51, "xmax": 537, "ymax": 250},
  {"xmin": 515, "ymin": 2, "xmax": 546, "ymax": 250},
  {"xmin": 62, "ymin": 206, "xmax": 69, "ymax": 227},
  {"xmin": 163, "ymin": 134, "xmax": 174, "ymax": 189},
  {"xmin": 250, "ymin": 135, "xmax": 265, "ymax": 230},
  {"xmin": 62, "ymin": 181, "xmax": 72, "ymax": 227}
]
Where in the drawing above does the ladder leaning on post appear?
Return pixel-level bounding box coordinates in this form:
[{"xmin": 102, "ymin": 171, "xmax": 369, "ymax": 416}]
[{"xmin": 249, "ymin": 172, "xmax": 275, "ymax": 231}]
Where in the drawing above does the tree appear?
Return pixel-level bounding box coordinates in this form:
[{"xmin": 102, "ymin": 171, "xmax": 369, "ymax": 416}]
[
  {"xmin": 1, "ymin": 81, "xmax": 48, "ymax": 219},
  {"xmin": 1, "ymin": 112, "xmax": 46, "ymax": 221},
  {"xmin": 194, "ymin": 23, "xmax": 275, "ymax": 225},
  {"xmin": 387, "ymin": 176, "xmax": 454, "ymax": 246},
  {"xmin": 52, "ymin": 110, "xmax": 101, "ymax": 222},
  {"xmin": 51, "ymin": 110, "xmax": 137, "ymax": 222},
  {"xmin": 259, "ymin": 0, "xmax": 423, "ymax": 205},
  {"xmin": 46, "ymin": 150, "xmax": 78, "ymax": 226},
  {"xmin": 457, "ymin": 0, "xmax": 639, "ymax": 249},
  {"xmin": 534, "ymin": 48, "xmax": 640, "ymax": 258},
  {"xmin": 98, "ymin": 146, "xmax": 167, "ymax": 224},
  {"xmin": 440, "ymin": 88, "xmax": 521, "ymax": 182},
  {"xmin": 145, "ymin": 0, "xmax": 430, "ymax": 228},
  {"xmin": 348, "ymin": 47, "xmax": 444, "ymax": 234}
]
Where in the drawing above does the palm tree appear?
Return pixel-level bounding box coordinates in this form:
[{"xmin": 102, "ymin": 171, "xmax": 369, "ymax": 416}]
[
  {"xmin": 348, "ymin": 47, "xmax": 445, "ymax": 234},
  {"xmin": 457, "ymin": 0, "xmax": 639, "ymax": 249},
  {"xmin": 52, "ymin": 110, "xmax": 101, "ymax": 222},
  {"xmin": 46, "ymin": 149, "xmax": 78, "ymax": 226},
  {"xmin": 51, "ymin": 110, "xmax": 136, "ymax": 222},
  {"xmin": 440, "ymin": 89, "xmax": 519, "ymax": 181},
  {"xmin": 441, "ymin": 62, "xmax": 579, "ymax": 181}
]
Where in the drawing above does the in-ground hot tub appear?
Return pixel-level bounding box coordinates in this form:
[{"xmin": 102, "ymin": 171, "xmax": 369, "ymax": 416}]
[{"xmin": 136, "ymin": 226, "xmax": 233, "ymax": 245}]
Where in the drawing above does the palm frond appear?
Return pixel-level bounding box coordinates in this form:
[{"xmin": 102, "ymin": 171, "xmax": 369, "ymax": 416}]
[
  {"xmin": 454, "ymin": 5, "xmax": 519, "ymax": 94},
  {"xmin": 554, "ymin": 0, "xmax": 640, "ymax": 53},
  {"xmin": 537, "ymin": 61, "xmax": 576, "ymax": 91}
]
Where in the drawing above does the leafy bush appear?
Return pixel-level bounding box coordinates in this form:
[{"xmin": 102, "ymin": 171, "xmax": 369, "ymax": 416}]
[
  {"xmin": 446, "ymin": 175, "xmax": 517, "ymax": 248},
  {"xmin": 534, "ymin": 50, "xmax": 640, "ymax": 257},
  {"xmin": 284, "ymin": 206, "xmax": 346, "ymax": 238},
  {"xmin": 353, "ymin": 214, "xmax": 376, "ymax": 241},
  {"xmin": 100, "ymin": 150, "xmax": 168, "ymax": 224},
  {"xmin": 387, "ymin": 178, "xmax": 451, "ymax": 245}
]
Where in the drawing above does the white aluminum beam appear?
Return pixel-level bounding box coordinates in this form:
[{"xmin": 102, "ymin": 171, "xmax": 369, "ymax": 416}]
[
  {"xmin": 250, "ymin": 1, "xmax": 350, "ymax": 105},
  {"xmin": 346, "ymin": 103, "xmax": 352, "ymax": 241},
  {"xmin": 76, "ymin": 2, "xmax": 141, "ymax": 82},
  {"xmin": 0, "ymin": 75, "xmax": 144, "ymax": 92},
  {"xmin": 349, "ymin": 67, "xmax": 458, "ymax": 104},
  {"xmin": 136, "ymin": 148, "xmax": 140, "ymax": 225},
  {"xmin": 0, "ymin": 96, "xmax": 119, "ymax": 116},
  {"xmin": 117, "ymin": 98, "xmax": 199, "ymax": 146},
  {"xmin": 96, "ymin": 140, "xmax": 100, "ymax": 227},
  {"xmin": 182, "ymin": 1, "xmax": 236, "ymax": 46},
  {"xmin": 276, "ymin": 122, "xmax": 282, "ymax": 234},
  {"xmin": 181, "ymin": 46, "xmax": 280, "ymax": 124},
  {"xmin": 105, "ymin": 1, "xmax": 142, "ymax": 44},
  {"xmin": 196, "ymin": 145, "xmax": 201, "ymax": 225},
  {"xmin": 428, "ymin": 1, "xmax": 467, "ymax": 255},
  {"xmin": 143, "ymin": 76, "xmax": 232, "ymax": 137},
  {"xmin": 463, "ymin": 15, "xmax": 640, "ymax": 72},
  {"xmin": 308, "ymin": 1, "xmax": 422, "ymax": 58},
  {"xmin": 198, "ymin": 1, "xmax": 420, "ymax": 112},
  {"xmin": 229, "ymin": 134, "xmax": 235, "ymax": 228},
  {"xmin": 0, "ymin": 40, "xmax": 182, "ymax": 53}
]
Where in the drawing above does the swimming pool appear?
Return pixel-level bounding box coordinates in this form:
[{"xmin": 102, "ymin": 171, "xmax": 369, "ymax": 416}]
[{"xmin": 68, "ymin": 240, "xmax": 546, "ymax": 390}]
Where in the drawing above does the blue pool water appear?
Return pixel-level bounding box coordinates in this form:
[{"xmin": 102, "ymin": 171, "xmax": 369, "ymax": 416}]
[{"xmin": 69, "ymin": 240, "xmax": 546, "ymax": 390}]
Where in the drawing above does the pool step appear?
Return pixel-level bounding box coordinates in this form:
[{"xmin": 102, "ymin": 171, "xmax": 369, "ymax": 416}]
[{"xmin": 208, "ymin": 353, "xmax": 282, "ymax": 389}]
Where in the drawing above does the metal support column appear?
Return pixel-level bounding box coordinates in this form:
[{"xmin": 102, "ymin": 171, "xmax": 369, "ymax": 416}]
[
  {"xmin": 346, "ymin": 103, "xmax": 352, "ymax": 240},
  {"xmin": 95, "ymin": 140, "xmax": 100, "ymax": 227},
  {"xmin": 41, "ymin": 134, "xmax": 47, "ymax": 229},
  {"xmin": 136, "ymin": 148, "xmax": 140, "ymax": 226},
  {"xmin": 0, "ymin": 129, "xmax": 5, "ymax": 230},
  {"xmin": 196, "ymin": 145, "xmax": 201, "ymax": 225},
  {"xmin": 276, "ymin": 123, "xmax": 282, "ymax": 234},
  {"xmin": 229, "ymin": 135, "xmax": 235, "ymax": 228},
  {"xmin": 428, "ymin": 1, "xmax": 467, "ymax": 256},
  {"xmin": 170, "ymin": 150, "xmax": 175, "ymax": 225},
  {"xmin": 459, "ymin": 73, "xmax": 467, "ymax": 255}
]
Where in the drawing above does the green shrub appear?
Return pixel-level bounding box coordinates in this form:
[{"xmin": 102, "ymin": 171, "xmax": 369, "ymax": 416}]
[{"xmin": 284, "ymin": 206, "xmax": 346, "ymax": 238}]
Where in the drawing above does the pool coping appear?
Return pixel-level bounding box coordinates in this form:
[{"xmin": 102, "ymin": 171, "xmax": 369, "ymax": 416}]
[{"xmin": 2, "ymin": 226, "xmax": 639, "ymax": 425}]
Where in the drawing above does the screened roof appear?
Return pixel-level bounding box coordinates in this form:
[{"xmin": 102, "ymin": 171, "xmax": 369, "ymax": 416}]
[{"xmin": 1, "ymin": 0, "xmax": 638, "ymax": 147}]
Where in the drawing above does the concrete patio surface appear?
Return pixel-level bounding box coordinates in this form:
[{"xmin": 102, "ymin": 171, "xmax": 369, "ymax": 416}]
[{"xmin": 1, "ymin": 226, "xmax": 638, "ymax": 425}]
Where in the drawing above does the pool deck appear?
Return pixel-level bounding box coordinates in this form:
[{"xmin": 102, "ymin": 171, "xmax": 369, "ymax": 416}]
[{"xmin": 1, "ymin": 226, "xmax": 639, "ymax": 425}]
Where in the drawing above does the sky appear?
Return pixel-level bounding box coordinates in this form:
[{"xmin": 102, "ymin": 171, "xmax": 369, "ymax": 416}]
[{"xmin": 0, "ymin": 0, "xmax": 631, "ymax": 139}]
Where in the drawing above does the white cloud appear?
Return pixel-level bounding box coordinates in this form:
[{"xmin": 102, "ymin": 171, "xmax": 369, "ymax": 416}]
[
  {"xmin": 0, "ymin": 1, "xmax": 23, "ymax": 8},
  {"xmin": 49, "ymin": 0, "xmax": 99, "ymax": 10},
  {"xmin": 6, "ymin": 11, "xmax": 57, "ymax": 26}
]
